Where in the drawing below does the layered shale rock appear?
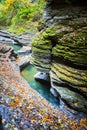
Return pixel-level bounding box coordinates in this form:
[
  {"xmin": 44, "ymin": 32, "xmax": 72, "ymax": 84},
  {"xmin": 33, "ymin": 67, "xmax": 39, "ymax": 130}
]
[{"xmin": 31, "ymin": 0, "xmax": 87, "ymax": 113}]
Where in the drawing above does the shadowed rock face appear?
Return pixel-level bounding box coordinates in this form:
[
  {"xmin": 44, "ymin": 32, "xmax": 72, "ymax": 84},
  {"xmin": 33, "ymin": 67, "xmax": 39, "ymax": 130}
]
[
  {"xmin": 46, "ymin": 0, "xmax": 87, "ymax": 6},
  {"xmin": 31, "ymin": 0, "xmax": 87, "ymax": 113},
  {"xmin": 0, "ymin": 115, "xmax": 3, "ymax": 130}
]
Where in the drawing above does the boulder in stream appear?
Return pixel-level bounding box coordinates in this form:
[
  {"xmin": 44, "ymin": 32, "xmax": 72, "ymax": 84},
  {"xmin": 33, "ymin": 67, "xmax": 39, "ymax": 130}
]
[
  {"xmin": 16, "ymin": 46, "xmax": 32, "ymax": 70},
  {"xmin": 17, "ymin": 46, "xmax": 32, "ymax": 55},
  {"xmin": 34, "ymin": 72, "xmax": 50, "ymax": 84}
]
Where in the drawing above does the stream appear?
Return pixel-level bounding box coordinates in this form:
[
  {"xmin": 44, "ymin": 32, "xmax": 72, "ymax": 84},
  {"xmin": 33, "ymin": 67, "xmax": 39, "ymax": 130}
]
[
  {"xmin": 8, "ymin": 43, "xmax": 21, "ymax": 52},
  {"xmin": 2, "ymin": 40, "xmax": 59, "ymax": 107},
  {"xmin": 21, "ymin": 65, "xmax": 59, "ymax": 107},
  {"xmin": 0, "ymin": 30, "xmax": 59, "ymax": 107}
]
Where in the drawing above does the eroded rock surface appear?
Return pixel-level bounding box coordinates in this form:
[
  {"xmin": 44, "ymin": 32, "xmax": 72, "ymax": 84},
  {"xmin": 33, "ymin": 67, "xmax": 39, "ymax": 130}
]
[
  {"xmin": 31, "ymin": 0, "xmax": 87, "ymax": 113},
  {"xmin": 16, "ymin": 46, "xmax": 32, "ymax": 70},
  {"xmin": 0, "ymin": 30, "xmax": 35, "ymax": 46}
]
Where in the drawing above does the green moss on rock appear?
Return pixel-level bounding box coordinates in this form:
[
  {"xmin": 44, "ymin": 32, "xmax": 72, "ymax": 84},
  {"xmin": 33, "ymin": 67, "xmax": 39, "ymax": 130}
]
[
  {"xmin": 51, "ymin": 63, "xmax": 87, "ymax": 86},
  {"xmin": 31, "ymin": 21, "xmax": 87, "ymax": 67}
]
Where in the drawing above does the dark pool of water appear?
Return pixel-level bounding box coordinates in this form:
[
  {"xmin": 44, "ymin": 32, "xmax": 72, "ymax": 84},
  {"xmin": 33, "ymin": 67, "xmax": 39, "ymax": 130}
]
[{"xmin": 21, "ymin": 65, "xmax": 59, "ymax": 107}]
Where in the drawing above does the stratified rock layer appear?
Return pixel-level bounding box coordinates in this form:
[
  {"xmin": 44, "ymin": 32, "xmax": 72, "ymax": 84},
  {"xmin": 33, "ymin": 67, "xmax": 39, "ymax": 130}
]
[{"xmin": 31, "ymin": 3, "xmax": 87, "ymax": 113}]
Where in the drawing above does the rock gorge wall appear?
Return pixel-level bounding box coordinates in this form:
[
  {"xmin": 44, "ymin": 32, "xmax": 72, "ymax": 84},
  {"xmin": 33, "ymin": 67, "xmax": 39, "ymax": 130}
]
[{"xmin": 31, "ymin": 0, "xmax": 87, "ymax": 113}]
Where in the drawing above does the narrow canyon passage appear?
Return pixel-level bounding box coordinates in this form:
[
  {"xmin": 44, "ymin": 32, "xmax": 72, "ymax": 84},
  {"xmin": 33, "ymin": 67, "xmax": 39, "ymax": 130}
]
[{"xmin": 0, "ymin": 0, "xmax": 87, "ymax": 129}]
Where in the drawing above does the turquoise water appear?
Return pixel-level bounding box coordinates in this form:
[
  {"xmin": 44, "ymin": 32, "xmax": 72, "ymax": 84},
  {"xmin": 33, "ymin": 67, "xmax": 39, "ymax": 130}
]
[
  {"xmin": 6, "ymin": 42, "xmax": 59, "ymax": 107},
  {"xmin": 12, "ymin": 44, "xmax": 21, "ymax": 52},
  {"xmin": 7, "ymin": 43, "xmax": 21, "ymax": 52},
  {"xmin": 4, "ymin": 42, "xmax": 59, "ymax": 107},
  {"xmin": 21, "ymin": 65, "xmax": 59, "ymax": 107}
]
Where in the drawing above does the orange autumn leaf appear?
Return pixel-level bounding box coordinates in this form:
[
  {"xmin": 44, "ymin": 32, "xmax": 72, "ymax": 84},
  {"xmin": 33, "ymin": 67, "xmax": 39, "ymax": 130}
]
[
  {"xmin": 9, "ymin": 102, "xmax": 15, "ymax": 108},
  {"xmin": 41, "ymin": 115, "xmax": 53, "ymax": 123}
]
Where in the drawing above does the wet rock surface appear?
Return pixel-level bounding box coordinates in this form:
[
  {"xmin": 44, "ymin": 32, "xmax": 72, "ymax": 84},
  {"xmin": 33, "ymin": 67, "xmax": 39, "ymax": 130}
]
[
  {"xmin": 34, "ymin": 72, "xmax": 50, "ymax": 85},
  {"xmin": 17, "ymin": 46, "xmax": 32, "ymax": 55},
  {"xmin": 16, "ymin": 46, "xmax": 32, "ymax": 70},
  {"xmin": 16, "ymin": 55, "xmax": 30, "ymax": 71}
]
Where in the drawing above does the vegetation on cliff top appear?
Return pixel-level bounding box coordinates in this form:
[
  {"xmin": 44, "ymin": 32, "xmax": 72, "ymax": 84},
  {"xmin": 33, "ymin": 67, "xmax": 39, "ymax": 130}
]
[{"xmin": 0, "ymin": 0, "xmax": 45, "ymax": 33}]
